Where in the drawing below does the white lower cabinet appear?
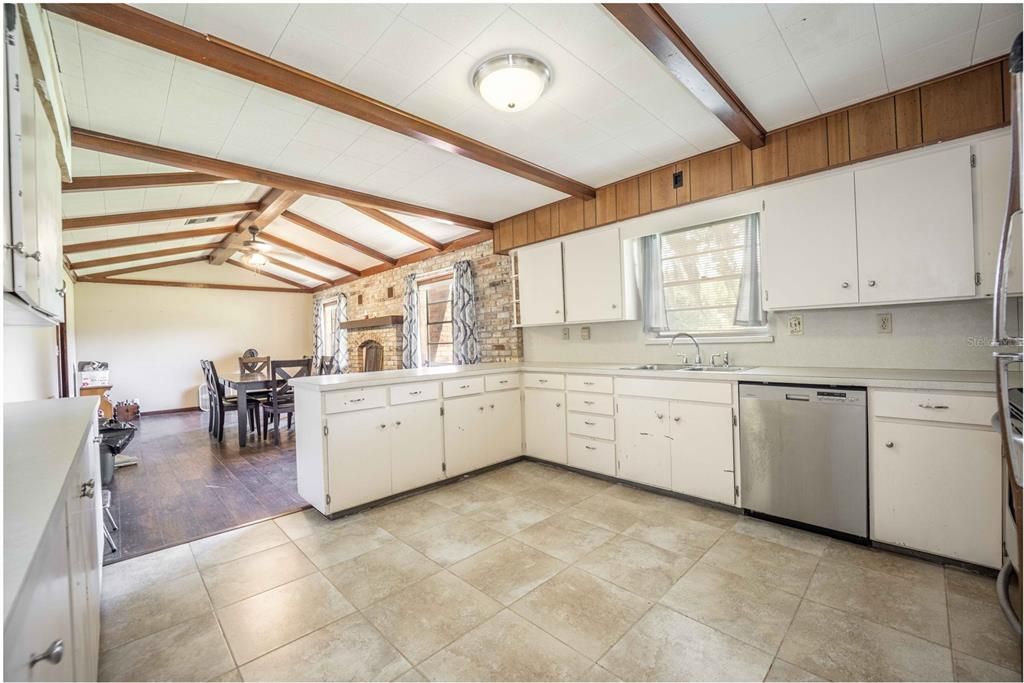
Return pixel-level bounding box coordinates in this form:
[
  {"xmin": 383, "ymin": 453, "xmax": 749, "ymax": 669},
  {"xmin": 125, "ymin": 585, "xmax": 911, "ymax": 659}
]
[
  {"xmin": 669, "ymin": 402, "xmax": 736, "ymax": 505},
  {"xmin": 871, "ymin": 420, "xmax": 1001, "ymax": 567},
  {"xmin": 484, "ymin": 389, "xmax": 523, "ymax": 466},
  {"xmin": 390, "ymin": 402, "xmax": 444, "ymax": 492},
  {"xmin": 524, "ymin": 388, "xmax": 567, "ymax": 464},
  {"xmin": 326, "ymin": 407, "xmax": 393, "ymax": 510},
  {"xmin": 568, "ymin": 436, "xmax": 615, "ymax": 476},
  {"xmin": 443, "ymin": 395, "xmax": 488, "ymax": 477},
  {"xmin": 615, "ymin": 397, "xmax": 671, "ymax": 488}
]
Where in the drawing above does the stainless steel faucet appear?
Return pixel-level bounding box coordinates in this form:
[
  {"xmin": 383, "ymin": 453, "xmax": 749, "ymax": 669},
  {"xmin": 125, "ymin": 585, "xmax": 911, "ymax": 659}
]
[{"xmin": 669, "ymin": 332, "xmax": 702, "ymax": 366}]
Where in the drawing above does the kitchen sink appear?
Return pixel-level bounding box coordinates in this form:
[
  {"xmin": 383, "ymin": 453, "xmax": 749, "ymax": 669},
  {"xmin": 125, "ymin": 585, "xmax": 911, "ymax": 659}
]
[
  {"xmin": 619, "ymin": 363, "xmax": 687, "ymax": 370},
  {"xmin": 619, "ymin": 364, "xmax": 751, "ymax": 372}
]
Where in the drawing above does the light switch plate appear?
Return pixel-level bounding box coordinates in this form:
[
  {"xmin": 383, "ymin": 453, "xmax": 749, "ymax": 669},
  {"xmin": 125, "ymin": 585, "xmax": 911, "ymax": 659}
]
[
  {"xmin": 580, "ymin": 326, "xmax": 591, "ymax": 340},
  {"xmin": 788, "ymin": 314, "xmax": 804, "ymax": 336},
  {"xmin": 877, "ymin": 312, "xmax": 893, "ymax": 334},
  {"xmin": 561, "ymin": 327, "xmax": 570, "ymax": 340}
]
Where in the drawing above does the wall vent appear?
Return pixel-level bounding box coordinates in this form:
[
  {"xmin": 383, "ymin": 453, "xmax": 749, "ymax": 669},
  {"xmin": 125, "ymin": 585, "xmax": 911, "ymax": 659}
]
[{"xmin": 184, "ymin": 216, "xmax": 218, "ymax": 225}]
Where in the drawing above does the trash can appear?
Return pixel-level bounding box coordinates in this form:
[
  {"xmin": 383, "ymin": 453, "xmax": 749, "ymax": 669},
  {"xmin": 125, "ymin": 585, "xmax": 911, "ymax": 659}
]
[{"xmin": 98, "ymin": 420, "xmax": 137, "ymax": 486}]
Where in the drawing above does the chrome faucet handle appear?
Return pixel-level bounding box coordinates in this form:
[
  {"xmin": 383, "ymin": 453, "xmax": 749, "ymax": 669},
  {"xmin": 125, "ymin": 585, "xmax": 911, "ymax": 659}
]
[
  {"xmin": 723, "ymin": 351, "xmax": 730, "ymax": 367},
  {"xmin": 678, "ymin": 354, "xmax": 688, "ymax": 365}
]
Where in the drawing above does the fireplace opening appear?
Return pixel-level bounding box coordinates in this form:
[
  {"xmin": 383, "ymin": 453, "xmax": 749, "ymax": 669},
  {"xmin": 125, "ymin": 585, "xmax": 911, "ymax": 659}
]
[{"xmin": 359, "ymin": 340, "xmax": 384, "ymax": 373}]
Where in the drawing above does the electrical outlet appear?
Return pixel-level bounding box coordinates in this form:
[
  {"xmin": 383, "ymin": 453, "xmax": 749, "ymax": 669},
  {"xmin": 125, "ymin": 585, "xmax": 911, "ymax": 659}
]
[
  {"xmin": 877, "ymin": 312, "xmax": 893, "ymax": 334},
  {"xmin": 788, "ymin": 314, "xmax": 804, "ymax": 336},
  {"xmin": 561, "ymin": 327, "xmax": 570, "ymax": 340},
  {"xmin": 580, "ymin": 326, "xmax": 591, "ymax": 340}
]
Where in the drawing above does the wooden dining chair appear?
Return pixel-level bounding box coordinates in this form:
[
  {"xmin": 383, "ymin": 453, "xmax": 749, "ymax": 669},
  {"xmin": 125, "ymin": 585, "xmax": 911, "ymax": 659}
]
[
  {"xmin": 316, "ymin": 355, "xmax": 340, "ymax": 375},
  {"xmin": 259, "ymin": 358, "xmax": 312, "ymax": 445},
  {"xmin": 239, "ymin": 355, "xmax": 270, "ymax": 374},
  {"xmin": 202, "ymin": 360, "xmax": 261, "ymax": 443}
]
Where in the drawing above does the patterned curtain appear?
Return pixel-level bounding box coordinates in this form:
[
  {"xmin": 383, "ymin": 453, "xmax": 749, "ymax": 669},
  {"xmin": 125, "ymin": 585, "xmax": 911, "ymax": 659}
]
[
  {"xmin": 312, "ymin": 297, "xmax": 324, "ymax": 358},
  {"xmin": 401, "ymin": 273, "xmax": 420, "ymax": 368},
  {"xmin": 335, "ymin": 293, "xmax": 349, "ymax": 372},
  {"xmin": 451, "ymin": 260, "xmax": 481, "ymax": 365}
]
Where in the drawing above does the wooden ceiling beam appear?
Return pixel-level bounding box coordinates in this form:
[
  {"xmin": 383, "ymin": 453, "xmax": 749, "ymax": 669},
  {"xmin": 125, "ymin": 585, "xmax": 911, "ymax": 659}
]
[
  {"xmin": 45, "ymin": 3, "xmax": 596, "ymax": 200},
  {"xmin": 63, "ymin": 226, "xmax": 235, "ymax": 254},
  {"xmin": 209, "ymin": 188, "xmax": 303, "ymax": 264},
  {"xmin": 81, "ymin": 255, "xmax": 209, "ymax": 279},
  {"xmin": 225, "ymin": 259, "xmax": 308, "ymax": 289},
  {"xmin": 258, "ymin": 232, "xmax": 362, "ymax": 276},
  {"xmin": 62, "ymin": 172, "xmax": 227, "ymax": 192},
  {"xmin": 76, "ymin": 277, "xmax": 308, "ymax": 293},
  {"xmin": 70, "ymin": 128, "xmax": 493, "ymax": 230},
  {"xmin": 70, "ymin": 242, "xmax": 223, "ymax": 269},
  {"xmin": 348, "ymin": 205, "xmax": 445, "ymax": 252},
  {"xmin": 281, "ymin": 211, "xmax": 396, "ymax": 265},
  {"xmin": 604, "ymin": 4, "xmax": 766, "ymax": 149},
  {"xmin": 63, "ymin": 202, "xmax": 259, "ymax": 230}
]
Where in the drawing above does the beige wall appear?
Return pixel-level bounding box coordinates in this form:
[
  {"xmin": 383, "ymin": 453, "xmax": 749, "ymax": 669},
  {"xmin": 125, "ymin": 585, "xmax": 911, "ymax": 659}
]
[
  {"xmin": 74, "ymin": 282, "xmax": 313, "ymax": 412},
  {"xmin": 3, "ymin": 272, "xmax": 76, "ymax": 403}
]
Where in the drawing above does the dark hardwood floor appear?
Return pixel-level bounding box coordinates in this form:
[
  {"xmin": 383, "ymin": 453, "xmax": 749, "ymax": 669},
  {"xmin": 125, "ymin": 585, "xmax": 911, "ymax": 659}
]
[{"xmin": 104, "ymin": 410, "xmax": 307, "ymax": 563}]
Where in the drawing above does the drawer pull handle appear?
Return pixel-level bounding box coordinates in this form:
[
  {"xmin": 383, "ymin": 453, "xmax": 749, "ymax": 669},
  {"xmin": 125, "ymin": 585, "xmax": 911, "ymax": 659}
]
[
  {"xmin": 585, "ymin": 445, "xmax": 597, "ymax": 451},
  {"xmin": 538, "ymin": 379, "xmax": 549, "ymax": 384},
  {"xmin": 29, "ymin": 640, "xmax": 64, "ymax": 668},
  {"xmin": 350, "ymin": 398, "xmax": 364, "ymax": 403},
  {"xmin": 584, "ymin": 381, "xmax": 595, "ymax": 386},
  {"xmin": 918, "ymin": 403, "xmax": 949, "ymax": 410},
  {"xmin": 409, "ymin": 391, "xmax": 422, "ymax": 396},
  {"xmin": 80, "ymin": 479, "xmax": 95, "ymax": 499},
  {"xmin": 583, "ymin": 400, "xmax": 595, "ymax": 405},
  {"xmin": 885, "ymin": 441, "xmax": 894, "ymax": 448},
  {"xmin": 459, "ymin": 384, "xmax": 471, "ymax": 389},
  {"xmin": 499, "ymin": 380, "xmax": 509, "ymax": 384},
  {"xmin": 584, "ymin": 420, "xmax": 596, "ymax": 426}
]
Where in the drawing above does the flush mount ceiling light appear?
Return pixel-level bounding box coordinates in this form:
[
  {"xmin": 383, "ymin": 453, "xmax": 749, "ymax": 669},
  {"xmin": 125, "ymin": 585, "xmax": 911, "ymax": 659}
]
[
  {"xmin": 246, "ymin": 251, "xmax": 268, "ymax": 267},
  {"xmin": 472, "ymin": 54, "xmax": 551, "ymax": 113}
]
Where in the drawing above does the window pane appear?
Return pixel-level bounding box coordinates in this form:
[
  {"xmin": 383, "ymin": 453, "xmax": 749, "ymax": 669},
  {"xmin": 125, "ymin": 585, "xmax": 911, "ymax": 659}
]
[
  {"xmin": 664, "ymin": 278, "xmax": 741, "ymax": 310},
  {"xmin": 426, "ymin": 322, "xmax": 453, "ymax": 344},
  {"xmin": 662, "ymin": 248, "xmax": 744, "ymax": 284},
  {"xmin": 424, "ymin": 280, "xmax": 452, "ymax": 304},
  {"xmin": 667, "ymin": 307, "xmax": 743, "ymax": 332},
  {"xmin": 427, "ymin": 343, "xmax": 453, "ymax": 365},
  {"xmin": 661, "ymin": 219, "xmax": 745, "ymax": 258},
  {"xmin": 426, "ymin": 301, "xmax": 452, "ymax": 323}
]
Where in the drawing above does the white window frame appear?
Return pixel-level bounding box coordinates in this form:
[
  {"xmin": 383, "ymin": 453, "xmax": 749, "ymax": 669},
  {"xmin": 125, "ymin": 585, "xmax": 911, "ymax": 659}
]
[
  {"xmin": 416, "ymin": 268, "xmax": 455, "ymax": 367},
  {"xmin": 320, "ymin": 296, "xmax": 341, "ymax": 359}
]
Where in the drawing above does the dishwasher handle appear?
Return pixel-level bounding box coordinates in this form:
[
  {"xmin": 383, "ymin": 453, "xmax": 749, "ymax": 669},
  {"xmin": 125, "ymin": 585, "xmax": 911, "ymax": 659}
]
[{"xmin": 784, "ymin": 393, "xmax": 811, "ymax": 402}]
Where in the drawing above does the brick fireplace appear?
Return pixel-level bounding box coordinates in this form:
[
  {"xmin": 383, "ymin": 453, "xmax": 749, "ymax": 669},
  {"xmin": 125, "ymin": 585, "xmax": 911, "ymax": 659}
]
[{"xmin": 339, "ymin": 316, "xmax": 403, "ymax": 372}]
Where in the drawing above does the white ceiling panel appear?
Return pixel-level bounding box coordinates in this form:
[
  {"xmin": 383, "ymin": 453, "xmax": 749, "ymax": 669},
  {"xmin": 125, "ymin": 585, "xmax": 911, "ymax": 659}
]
[
  {"xmin": 77, "ymin": 252, "xmax": 210, "ymax": 277},
  {"xmin": 383, "ymin": 213, "xmax": 477, "ymax": 245},
  {"xmin": 118, "ymin": 260, "xmax": 302, "ymax": 287},
  {"xmin": 68, "ymin": 235, "xmax": 220, "ymax": 259},
  {"xmin": 182, "ymin": 4, "xmax": 298, "ymax": 55},
  {"xmin": 227, "ymin": 257, "xmax": 320, "ymax": 288},
  {"xmin": 263, "ymin": 219, "xmax": 389, "ymax": 271},
  {"xmin": 974, "ymin": 4, "xmax": 1024, "ymax": 63}
]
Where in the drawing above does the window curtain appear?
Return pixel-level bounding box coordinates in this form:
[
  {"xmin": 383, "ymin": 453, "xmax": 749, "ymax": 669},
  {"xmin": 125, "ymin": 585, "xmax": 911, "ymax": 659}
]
[
  {"xmin": 451, "ymin": 260, "xmax": 481, "ymax": 365},
  {"xmin": 312, "ymin": 297, "xmax": 324, "ymax": 358},
  {"xmin": 335, "ymin": 294, "xmax": 349, "ymax": 372},
  {"xmin": 734, "ymin": 213, "xmax": 766, "ymax": 327},
  {"xmin": 401, "ymin": 273, "xmax": 420, "ymax": 369},
  {"xmin": 637, "ymin": 234, "xmax": 668, "ymax": 334}
]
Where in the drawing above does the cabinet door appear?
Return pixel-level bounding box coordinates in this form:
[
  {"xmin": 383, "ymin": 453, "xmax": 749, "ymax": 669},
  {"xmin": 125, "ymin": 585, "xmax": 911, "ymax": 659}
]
[
  {"xmin": 443, "ymin": 395, "xmax": 486, "ymax": 477},
  {"xmin": 14, "ymin": 43, "xmax": 41, "ymax": 307},
  {"xmin": 762, "ymin": 172, "xmax": 860, "ymax": 309},
  {"xmin": 856, "ymin": 145, "xmax": 975, "ymax": 303},
  {"xmin": 871, "ymin": 421, "xmax": 1001, "ymax": 567},
  {"xmin": 973, "ymin": 134, "xmax": 1023, "ymax": 297},
  {"xmin": 615, "ymin": 397, "xmax": 671, "ymax": 488},
  {"xmin": 390, "ymin": 402, "xmax": 444, "ymax": 493},
  {"xmin": 485, "ymin": 389, "xmax": 522, "ymax": 466},
  {"xmin": 517, "ymin": 241, "xmax": 564, "ymax": 326},
  {"xmin": 563, "ymin": 229, "xmax": 623, "ymax": 322},
  {"xmin": 66, "ymin": 435, "xmax": 101, "ymax": 681},
  {"xmin": 34, "ymin": 94, "xmax": 63, "ymax": 320},
  {"xmin": 327, "ymin": 408, "xmax": 392, "ymax": 511},
  {"xmin": 523, "ymin": 389, "xmax": 566, "ymax": 464},
  {"xmin": 669, "ymin": 402, "xmax": 735, "ymax": 505}
]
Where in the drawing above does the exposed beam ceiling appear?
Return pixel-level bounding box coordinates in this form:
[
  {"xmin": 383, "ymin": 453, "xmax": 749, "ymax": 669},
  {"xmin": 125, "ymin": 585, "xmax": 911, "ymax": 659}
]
[
  {"xmin": 281, "ymin": 211, "xmax": 396, "ymax": 266},
  {"xmin": 63, "ymin": 202, "xmax": 259, "ymax": 230},
  {"xmin": 81, "ymin": 255, "xmax": 210, "ymax": 279},
  {"xmin": 261, "ymin": 255, "xmax": 332, "ymax": 284},
  {"xmin": 71, "ymin": 129, "xmax": 493, "ymax": 231},
  {"xmin": 226, "ymin": 259, "xmax": 308, "ymax": 289},
  {"xmin": 63, "ymin": 226, "xmax": 235, "ymax": 254},
  {"xmin": 76, "ymin": 277, "xmax": 307, "ymax": 293},
  {"xmin": 45, "ymin": 3, "xmax": 596, "ymax": 200},
  {"xmin": 209, "ymin": 189, "xmax": 303, "ymax": 264},
  {"xmin": 604, "ymin": 3, "xmax": 766, "ymax": 149},
  {"xmin": 69, "ymin": 243, "xmax": 224, "ymax": 270},
  {"xmin": 348, "ymin": 206, "xmax": 444, "ymax": 252},
  {"xmin": 259, "ymin": 232, "xmax": 362, "ymax": 276},
  {"xmin": 62, "ymin": 172, "xmax": 227, "ymax": 192}
]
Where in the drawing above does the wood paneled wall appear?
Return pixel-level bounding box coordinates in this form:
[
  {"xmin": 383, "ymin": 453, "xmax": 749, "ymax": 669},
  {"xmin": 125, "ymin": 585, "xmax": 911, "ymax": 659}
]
[{"xmin": 494, "ymin": 58, "xmax": 1010, "ymax": 254}]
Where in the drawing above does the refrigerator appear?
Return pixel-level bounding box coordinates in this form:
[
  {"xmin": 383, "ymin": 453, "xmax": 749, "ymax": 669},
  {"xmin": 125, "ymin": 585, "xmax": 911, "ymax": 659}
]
[{"xmin": 992, "ymin": 32, "xmax": 1023, "ymax": 633}]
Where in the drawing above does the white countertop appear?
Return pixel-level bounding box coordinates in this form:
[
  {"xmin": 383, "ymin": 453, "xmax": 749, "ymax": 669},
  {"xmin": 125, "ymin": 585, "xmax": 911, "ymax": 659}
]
[
  {"xmin": 290, "ymin": 361, "xmax": 997, "ymax": 393},
  {"xmin": 4, "ymin": 397, "xmax": 97, "ymax": 619}
]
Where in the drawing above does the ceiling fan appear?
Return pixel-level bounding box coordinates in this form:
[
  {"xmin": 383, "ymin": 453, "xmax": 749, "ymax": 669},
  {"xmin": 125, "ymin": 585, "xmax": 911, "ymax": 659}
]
[{"xmin": 238, "ymin": 226, "xmax": 302, "ymax": 270}]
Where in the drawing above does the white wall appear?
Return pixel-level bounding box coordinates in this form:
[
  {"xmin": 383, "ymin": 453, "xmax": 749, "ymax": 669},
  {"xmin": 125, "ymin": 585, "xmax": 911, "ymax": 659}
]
[
  {"xmin": 3, "ymin": 324, "xmax": 59, "ymax": 402},
  {"xmin": 74, "ymin": 282, "xmax": 313, "ymax": 411}
]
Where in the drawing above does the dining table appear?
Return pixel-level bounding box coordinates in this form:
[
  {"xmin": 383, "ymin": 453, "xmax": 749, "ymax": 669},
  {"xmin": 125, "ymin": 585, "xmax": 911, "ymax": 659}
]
[{"xmin": 220, "ymin": 370, "xmax": 277, "ymax": 447}]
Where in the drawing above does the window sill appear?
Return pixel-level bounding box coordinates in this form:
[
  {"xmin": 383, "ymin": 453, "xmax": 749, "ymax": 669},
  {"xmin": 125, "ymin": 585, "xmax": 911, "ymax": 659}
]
[{"xmin": 645, "ymin": 334, "xmax": 775, "ymax": 345}]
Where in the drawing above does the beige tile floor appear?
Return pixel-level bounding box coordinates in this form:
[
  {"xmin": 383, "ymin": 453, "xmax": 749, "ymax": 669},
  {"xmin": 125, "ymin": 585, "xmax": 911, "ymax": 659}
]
[{"xmin": 98, "ymin": 461, "xmax": 1023, "ymax": 682}]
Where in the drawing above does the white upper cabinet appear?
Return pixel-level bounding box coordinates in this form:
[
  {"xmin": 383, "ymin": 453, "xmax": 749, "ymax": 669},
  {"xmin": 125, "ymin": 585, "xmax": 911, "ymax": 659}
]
[
  {"xmin": 563, "ymin": 229, "xmax": 624, "ymax": 323},
  {"xmin": 855, "ymin": 145, "xmax": 975, "ymax": 304},
  {"xmin": 973, "ymin": 132, "xmax": 1022, "ymax": 297},
  {"xmin": 516, "ymin": 241, "xmax": 564, "ymax": 326},
  {"xmin": 762, "ymin": 172, "xmax": 860, "ymax": 309}
]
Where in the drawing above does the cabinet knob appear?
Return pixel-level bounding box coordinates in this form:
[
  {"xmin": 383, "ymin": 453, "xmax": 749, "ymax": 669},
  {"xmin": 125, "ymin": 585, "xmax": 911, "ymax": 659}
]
[
  {"xmin": 841, "ymin": 281, "xmax": 849, "ymax": 288},
  {"xmin": 655, "ymin": 413, "xmax": 664, "ymax": 420},
  {"xmin": 554, "ymin": 310, "xmax": 560, "ymax": 315},
  {"xmin": 885, "ymin": 441, "xmax": 894, "ymax": 448},
  {"xmin": 611, "ymin": 303, "xmax": 617, "ymax": 309},
  {"xmin": 478, "ymin": 406, "xmax": 485, "ymax": 412},
  {"xmin": 379, "ymin": 424, "xmax": 387, "ymax": 429},
  {"xmin": 555, "ymin": 402, "xmax": 562, "ymax": 408},
  {"xmin": 673, "ymin": 416, "xmax": 681, "ymax": 422},
  {"xmin": 394, "ymin": 421, "xmax": 401, "ymax": 427},
  {"xmin": 489, "ymin": 404, "xmax": 495, "ymax": 409},
  {"xmin": 56, "ymin": 283, "xmax": 67, "ymax": 298},
  {"xmin": 868, "ymin": 280, "xmax": 877, "ymax": 287},
  {"xmin": 26, "ymin": 250, "xmax": 41, "ymax": 261},
  {"xmin": 29, "ymin": 640, "xmax": 64, "ymax": 668}
]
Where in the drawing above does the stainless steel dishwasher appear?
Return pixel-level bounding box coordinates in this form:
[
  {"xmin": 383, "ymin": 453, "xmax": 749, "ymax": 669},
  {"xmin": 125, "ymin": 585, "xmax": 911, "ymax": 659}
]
[{"xmin": 739, "ymin": 383, "xmax": 868, "ymax": 538}]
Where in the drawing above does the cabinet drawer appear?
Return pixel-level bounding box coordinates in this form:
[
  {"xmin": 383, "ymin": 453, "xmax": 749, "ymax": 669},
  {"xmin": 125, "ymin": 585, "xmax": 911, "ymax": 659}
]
[
  {"xmin": 568, "ymin": 412, "xmax": 615, "ymax": 440},
  {"xmin": 568, "ymin": 436, "xmax": 616, "ymax": 477},
  {"xmin": 443, "ymin": 377, "xmax": 485, "ymax": 397},
  {"xmin": 871, "ymin": 389, "xmax": 996, "ymax": 427},
  {"xmin": 615, "ymin": 377, "xmax": 732, "ymax": 404},
  {"xmin": 567, "ymin": 392, "xmax": 614, "ymax": 415},
  {"xmin": 566, "ymin": 375, "xmax": 613, "ymax": 393},
  {"xmin": 324, "ymin": 386, "xmax": 387, "ymax": 414},
  {"xmin": 523, "ymin": 373, "xmax": 564, "ymax": 390},
  {"xmin": 389, "ymin": 382, "xmax": 439, "ymax": 405},
  {"xmin": 485, "ymin": 373, "xmax": 520, "ymax": 391}
]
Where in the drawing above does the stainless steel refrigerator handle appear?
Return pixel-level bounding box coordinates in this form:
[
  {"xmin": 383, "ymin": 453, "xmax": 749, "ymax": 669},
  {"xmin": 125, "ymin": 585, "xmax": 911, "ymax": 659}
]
[
  {"xmin": 995, "ymin": 352, "xmax": 1023, "ymax": 488},
  {"xmin": 993, "ymin": 57, "xmax": 1024, "ymax": 346}
]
